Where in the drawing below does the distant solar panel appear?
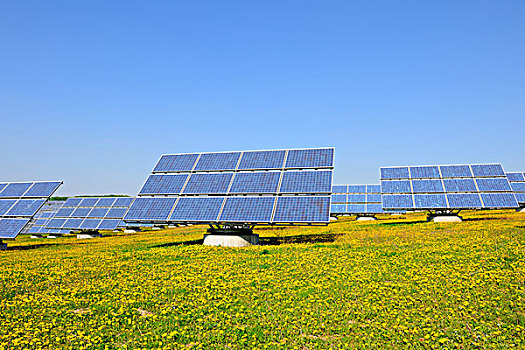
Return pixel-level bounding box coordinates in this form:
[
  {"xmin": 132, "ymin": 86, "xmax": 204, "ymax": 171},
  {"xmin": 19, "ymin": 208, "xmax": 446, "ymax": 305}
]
[
  {"xmin": 0, "ymin": 181, "xmax": 62, "ymax": 239},
  {"xmin": 126, "ymin": 148, "xmax": 334, "ymax": 226},
  {"xmin": 380, "ymin": 164, "xmax": 518, "ymax": 210},
  {"xmin": 506, "ymin": 172, "xmax": 525, "ymax": 205},
  {"xmin": 331, "ymin": 184, "xmax": 386, "ymax": 215},
  {"xmin": 45, "ymin": 197, "xmax": 132, "ymax": 231}
]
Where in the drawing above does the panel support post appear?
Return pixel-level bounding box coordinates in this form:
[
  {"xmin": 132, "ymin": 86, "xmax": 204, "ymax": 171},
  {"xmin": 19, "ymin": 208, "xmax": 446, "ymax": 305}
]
[{"xmin": 204, "ymin": 224, "xmax": 258, "ymax": 247}]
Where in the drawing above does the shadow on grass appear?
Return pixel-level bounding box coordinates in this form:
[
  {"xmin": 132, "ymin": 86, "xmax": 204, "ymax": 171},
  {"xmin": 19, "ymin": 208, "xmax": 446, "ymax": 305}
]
[
  {"xmin": 462, "ymin": 217, "xmax": 499, "ymax": 222},
  {"xmin": 151, "ymin": 239, "xmax": 203, "ymax": 248},
  {"xmin": 260, "ymin": 233, "xmax": 343, "ymax": 245},
  {"xmin": 381, "ymin": 220, "xmax": 427, "ymax": 226},
  {"xmin": 7, "ymin": 243, "xmax": 57, "ymax": 251}
]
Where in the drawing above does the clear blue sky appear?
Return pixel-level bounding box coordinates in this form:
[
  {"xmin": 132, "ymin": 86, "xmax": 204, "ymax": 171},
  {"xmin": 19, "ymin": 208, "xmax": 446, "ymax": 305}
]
[{"xmin": 1, "ymin": 1, "xmax": 524, "ymax": 196}]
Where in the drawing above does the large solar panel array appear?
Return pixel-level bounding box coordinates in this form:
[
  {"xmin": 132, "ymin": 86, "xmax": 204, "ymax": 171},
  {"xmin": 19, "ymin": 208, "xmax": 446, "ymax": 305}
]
[
  {"xmin": 0, "ymin": 181, "xmax": 62, "ymax": 239},
  {"xmin": 23, "ymin": 201, "xmax": 68, "ymax": 235},
  {"xmin": 45, "ymin": 197, "xmax": 133, "ymax": 231},
  {"xmin": 507, "ymin": 172, "xmax": 525, "ymax": 205},
  {"xmin": 124, "ymin": 148, "xmax": 334, "ymax": 224},
  {"xmin": 331, "ymin": 185, "xmax": 385, "ymax": 215},
  {"xmin": 380, "ymin": 164, "xmax": 519, "ymax": 210}
]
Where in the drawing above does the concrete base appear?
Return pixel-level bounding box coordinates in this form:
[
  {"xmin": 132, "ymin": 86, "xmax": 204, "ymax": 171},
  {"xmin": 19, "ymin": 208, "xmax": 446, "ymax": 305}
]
[
  {"xmin": 357, "ymin": 216, "xmax": 377, "ymax": 221},
  {"xmin": 0, "ymin": 243, "xmax": 7, "ymax": 251},
  {"xmin": 30, "ymin": 235, "xmax": 43, "ymax": 239},
  {"xmin": 431, "ymin": 215, "xmax": 463, "ymax": 223},
  {"xmin": 124, "ymin": 229, "xmax": 137, "ymax": 233},
  {"xmin": 391, "ymin": 213, "xmax": 403, "ymax": 216},
  {"xmin": 47, "ymin": 235, "xmax": 59, "ymax": 239},
  {"xmin": 518, "ymin": 207, "xmax": 525, "ymax": 213},
  {"xmin": 152, "ymin": 227, "xmax": 161, "ymax": 230},
  {"xmin": 77, "ymin": 233, "xmax": 102, "ymax": 239},
  {"xmin": 168, "ymin": 225, "xmax": 177, "ymax": 228},
  {"xmin": 329, "ymin": 216, "xmax": 338, "ymax": 221},
  {"xmin": 203, "ymin": 234, "xmax": 259, "ymax": 247}
]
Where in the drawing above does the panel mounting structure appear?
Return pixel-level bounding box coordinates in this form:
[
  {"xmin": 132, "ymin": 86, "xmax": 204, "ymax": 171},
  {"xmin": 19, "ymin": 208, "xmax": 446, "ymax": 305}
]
[
  {"xmin": 380, "ymin": 164, "xmax": 519, "ymax": 214},
  {"xmin": 124, "ymin": 148, "xmax": 334, "ymax": 227},
  {"xmin": 506, "ymin": 172, "xmax": 525, "ymax": 206},
  {"xmin": 0, "ymin": 181, "xmax": 63, "ymax": 240},
  {"xmin": 45, "ymin": 197, "xmax": 133, "ymax": 232}
]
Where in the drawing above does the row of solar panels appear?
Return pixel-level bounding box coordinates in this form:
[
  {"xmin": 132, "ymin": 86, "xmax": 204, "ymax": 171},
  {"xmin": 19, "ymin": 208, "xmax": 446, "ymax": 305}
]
[
  {"xmin": 383, "ymin": 193, "xmax": 517, "ymax": 209},
  {"xmin": 62, "ymin": 197, "xmax": 134, "ymax": 208},
  {"xmin": 331, "ymin": 204, "xmax": 385, "ymax": 214},
  {"xmin": 153, "ymin": 148, "xmax": 334, "ymax": 173},
  {"xmin": 381, "ymin": 164, "xmax": 504, "ymax": 179},
  {"xmin": 332, "ymin": 185, "xmax": 381, "ymax": 194},
  {"xmin": 0, "ymin": 182, "xmax": 62, "ymax": 198},
  {"xmin": 381, "ymin": 178, "xmax": 513, "ymax": 193},
  {"xmin": 46, "ymin": 218, "xmax": 122, "ymax": 230},
  {"xmin": 0, "ymin": 199, "xmax": 47, "ymax": 217},
  {"xmin": 139, "ymin": 171, "xmax": 332, "ymax": 195}
]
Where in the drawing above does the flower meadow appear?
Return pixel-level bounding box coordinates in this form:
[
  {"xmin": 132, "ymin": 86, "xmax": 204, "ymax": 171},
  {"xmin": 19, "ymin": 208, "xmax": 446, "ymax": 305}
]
[{"xmin": 1, "ymin": 210, "xmax": 524, "ymax": 349}]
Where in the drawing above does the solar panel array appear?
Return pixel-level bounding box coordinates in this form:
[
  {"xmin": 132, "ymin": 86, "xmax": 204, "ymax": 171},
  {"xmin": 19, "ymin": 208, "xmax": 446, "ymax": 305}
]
[
  {"xmin": 124, "ymin": 148, "xmax": 334, "ymax": 224},
  {"xmin": 23, "ymin": 201, "xmax": 69, "ymax": 235},
  {"xmin": 507, "ymin": 172, "xmax": 525, "ymax": 205},
  {"xmin": 45, "ymin": 197, "xmax": 133, "ymax": 231},
  {"xmin": 331, "ymin": 185, "xmax": 385, "ymax": 214},
  {"xmin": 380, "ymin": 164, "xmax": 519, "ymax": 210},
  {"xmin": 0, "ymin": 181, "xmax": 62, "ymax": 239}
]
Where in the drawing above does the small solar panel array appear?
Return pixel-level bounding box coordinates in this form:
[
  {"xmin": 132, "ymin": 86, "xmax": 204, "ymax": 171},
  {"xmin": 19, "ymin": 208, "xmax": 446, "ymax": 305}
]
[
  {"xmin": 331, "ymin": 185, "xmax": 385, "ymax": 214},
  {"xmin": 45, "ymin": 197, "xmax": 133, "ymax": 231},
  {"xmin": 507, "ymin": 172, "xmax": 525, "ymax": 205},
  {"xmin": 124, "ymin": 148, "xmax": 334, "ymax": 224},
  {"xmin": 23, "ymin": 201, "xmax": 69, "ymax": 235},
  {"xmin": 0, "ymin": 181, "xmax": 62, "ymax": 239},
  {"xmin": 380, "ymin": 164, "xmax": 519, "ymax": 210}
]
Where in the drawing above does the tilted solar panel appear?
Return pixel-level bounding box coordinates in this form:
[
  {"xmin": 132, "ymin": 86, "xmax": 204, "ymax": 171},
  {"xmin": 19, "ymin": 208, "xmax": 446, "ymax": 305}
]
[
  {"xmin": 506, "ymin": 172, "xmax": 525, "ymax": 205},
  {"xmin": 381, "ymin": 164, "xmax": 518, "ymax": 210},
  {"xmin": 330, "ymin": 184, "xmax": 386, "ymax": 215}
]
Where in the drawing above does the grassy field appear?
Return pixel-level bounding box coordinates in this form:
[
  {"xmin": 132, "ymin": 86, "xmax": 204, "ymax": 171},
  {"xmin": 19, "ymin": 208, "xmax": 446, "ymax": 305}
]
[{"xmin": 1, "ymin": 210, "xmax": 524, "ymax": 349}]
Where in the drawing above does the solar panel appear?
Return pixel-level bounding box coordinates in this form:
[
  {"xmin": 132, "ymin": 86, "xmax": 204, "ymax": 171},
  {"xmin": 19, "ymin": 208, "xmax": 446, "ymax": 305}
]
[
  {"xmin": 381, "ymin": 164, "xmax": 518, "ymax": 210},
  {"xmin": 330, "ymin": 184, "xmax": 386, "ymax": 215},
  {"xmin": 273, "ymin": 196, "xmax": 330, "ymax": 223},
  {"xmin": 46, "ymin": 197, "xmax": 133, "ymax": 230},
  {"xmin": 0, "ymin": 181, "xmax": 62, "ymax": 239},
  {"xmin": 506, "ymin": 172, "xmax": 525, "ymax": 205},
  {"xmin": 127, "ymin": 148, "xmax": 334, "ymax": 225}
]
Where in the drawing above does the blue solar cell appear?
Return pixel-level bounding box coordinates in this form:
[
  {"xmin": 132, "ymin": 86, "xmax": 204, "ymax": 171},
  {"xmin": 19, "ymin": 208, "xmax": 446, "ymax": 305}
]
[
  {"xmin": 273, "ymin": 196, "xmax": 330, "ymax": 223},
  {"xmin": 507, "ymin": 172, "xmax": 525, "ymax": 182},
  {"xmin": 347, "ymin": 204, "xmax": 366, "ymax": 213},
  {"xmin": 442, "ymin": 179, "xmax": 477, "ymax": 193},
  {"xmin": 279, "ymin": 171, "xmax": 332, "ymax": 193},
  {"xmin": 237, "ymin": 150, "xmax": 286, "ymax": 170},
  {"xmin": 0, "ymin": 200, "xmax": 17, "ymax": 216},
  {"xmin": 414, "ymin": 194, "xmax": 448, "ymax": 209},
  {"xmin": 475, "ymin": 178, "xmax": 512, "ymax": 192},
  {"xmin": 80, "ymin": 219, "xmax": 102, "ymax": 229},
  {"xmin": 0, "ymin": 218, "xmax": 29, "ymax": 239},
  {"xmin": 471, "ymin": 164, "xmax": 505, "ymax": 177},
  {"xmin": 366, "ymin": 204, "xmax": 384, "ymax": 214},
  {"xmin": 348, "ymin": 185, "xmax": 367, "ymax": 193},
  {"xmin": 5, "ymin": 199, "xmax": 46, "ymax": 216},
  {"xmin": 366, "ymin": 185, "xmax": 381, "ymax": 193},
  {"xmin": 23, "ymin": 182, "xmax": 61, "ymax": 197},
  {"xmin": 229, "ymin": 172, "xmax": 281, "ymax": 194},
  {"xmin": 87, "ymin": 208, "xmax": 109, "ymax": 218},
  {"xmin": 79, "ymin": 198, "xmax": 99, "ymax": 207},
  {"xmin": 46, "ymin": 218, "xmax": 66, "ymax": 228},
  {"xmin": 63, "ymin": 198, "xmax": 82, "ymax": 207},
  {"xmin": 446, "ymin": 194, "xmax": 482, "ymax": 208},
  {"xmin": 0, "ymin": 184, "xmax": 6, "ymax": 193},
  {"xmin": 382, "ymin": 195, "xmax": 414, "ymax": 209},
  {"xmin": 381, "ymin": 180, "xmax": 411, "ymax": 193},
  {"xmin": 380, "ymin": 167, "xmax": 410, "ymax": 180},
  {"xmin": 411, "ymin": 179, "xmax": 444, "ymax": 193},
  {"xmin": 34, "ymin": 219, "xmax": 48, "ymax": 226},
  {"xmin": 409, "ymin": 166, "xmax": 440, "ymax": 179},
  {"xmin": 124, "ymin": 198, "xmax": 177, "ymax": 221},
  {"xmin": 95, "ymin": 198, "xmax": 117, "ymax": 207},
  {"xmin": 169, "ymin": 197, "xmax": 224, "ymax": 222},
  {"xmin": 106, "ymin": 208, "xmax": 128, "ymax": 218},
  {"xmin": 515, "ymin": 193, "xmax": 525, "ymax": 203},
  {"xmin": 330, "ymin": 204, "xmax": 347, "ymax": 213},
  {"xmin": 284, "ymin": 149, "xmax": 334, "ymax": 169},
  {"xmin": 71, "ymin": 208, "xmax": 92, "ymax": 217},
  {"xmin": 511, "ymin": 183, "xmax": 525, "ymax": 192},
  {"xmin": 183, "ymin": 173, "xmax": 233, "ymax": 194},
  {"xmin": 98, "ymin": 219, "xmax": 121, "ymax": 230},
  {"xmin": 194, "ymin": 152, "xmax": 241, "ymax": 171},
  {"xmin": 139, "ymin": 174, "xmax": 189, "ymax": 195},
  {"xmin": 347, "ymin": 194, "xmax": 366, "ymax": 203},
  {"xmin": 114, "ymin": 198, "xmax": 133, "ymax": 207},
  {"xmin": 481, "ymin": 193, "xmax": 518, "ymax": 208},
  {"xmin": 332, "ymin": 185, "xmax": 348, "ymax": 193},
  {"xmin": 63, "ymin": 218, "xmax": 84, "ymax": 229},
  {"xmin": 40, "ymin": 212, "xmax": 53, "ymax": 218},
  {"xmin": 29, "ymin": 226, "xmax": 42, "ymax": 234},
  {"xmin": 439, "ymin": 165, "xmax": 473, "ymax": 178},
  {"xmin": 331, "ymin": 194, "xmax": 347, "ymax": 203},
  {"xmin": 219, "ymin": 197, "xmax": 275, "ymax": 222},
  {"xmin": 153, "ymin": 153, "xmax": 200, "ymax": 172},
  {"xmin": 366, "ymin": 194, "xmax": 382, "ymax": 202},
  {"xmin": 0, "ymin": 183, "xmax": 33, "ymax": 198},
  {"xmin": 55, "ymin": 208, "xmax": 75, "ymax": 217}
]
